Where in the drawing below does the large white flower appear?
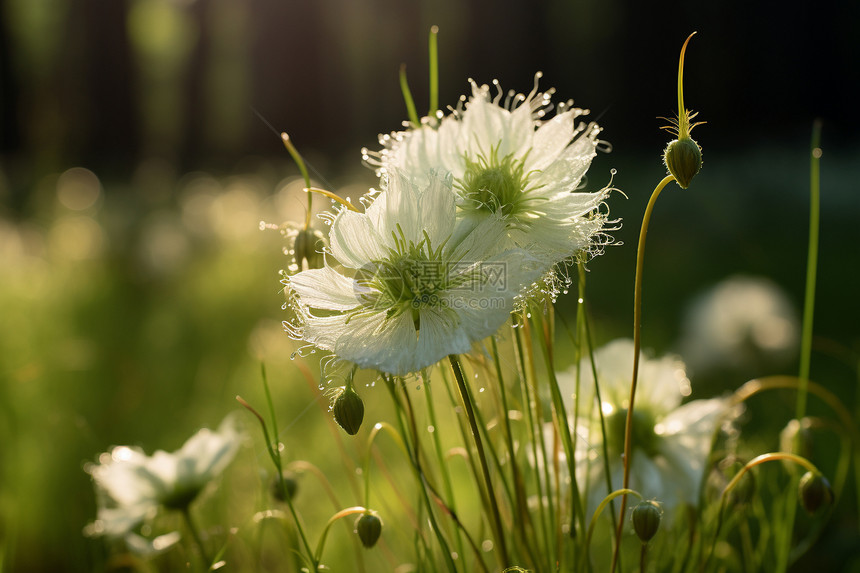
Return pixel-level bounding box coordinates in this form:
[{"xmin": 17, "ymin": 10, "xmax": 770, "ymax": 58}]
[
  {"xmin": 556, "ymin": 339, "xmax": 730, "ymax": 518},
  {"xmin": 365, "ymin": 77, "xmax": 611, "ymax": 267},
  {"xmin": 285, "ymin": 169, "xmax": 543, "ymax": 376},
  {"xmin": 86, "ymin": 416, "xmax": 243, "ymax": 539}
]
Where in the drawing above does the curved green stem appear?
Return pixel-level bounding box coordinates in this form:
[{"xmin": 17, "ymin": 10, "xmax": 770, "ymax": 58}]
[
  {"xmin": 305, "ymin": 187, "xmax": 358, "ymax": 212},
  {"xmin": 448, "ymin": 354, "xmax": 510, "ymax": 568},
  {"xmin": 181, "ymin": 506, "xmax": 211, "ymax": 570},
  {"xmin": 704, "ymin": 453, "xmax": 822, "ymax": 571},
  {"xmin": 583, "ymin": 489, "xmax": 643, "ymax": 572},
  {"xmin": 236, "ymin": 394, "xmax": 316, "ymax": 569},
  {"xmin": 313, "ymin": 506, "xmax": 368, "ymax": 564},
  {"xmin": 280, "ymin": 133, "xmax": 313, "ymax": 229},
  {"xmin": 612, "ymin": 174, "xmax": 675, "ymax": 573}
]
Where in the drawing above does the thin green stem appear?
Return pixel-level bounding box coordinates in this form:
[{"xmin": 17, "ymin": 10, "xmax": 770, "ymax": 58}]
[
  {"xmin": 382, "ymin": 375, "xmax": 459, "ymax": 573},
  {"xmin": 313, "ymin": 506, "xmax": 367, "ymax": 564},
  {"xmin": 428, "ymin": 26, "xmax": 439, "ymax": 117},
  {"xmin": 573, "ymin": 265, "xmax": 622, "ymax": 567},
  {"xmin": 280, "ymin": 133, "xmax": 313, "ymax": 229},
  {"xmin": 181, "ymin": 506, "xmax": 211, "ymax": 569},
  {"xmin": 705, "ymin": 452, "xmax": 822, "ymax": 571},
  {"xmin": 236, "ymin": 395, "xmax": 316, "ymax": 568},
  {"xmin": 423, "ymin": 372, "xmax": 467, "ymax": 564},
  {"xmin": 781, "ymin": 122, "xmax": 822, "ymax": 572},
  {"xmin": 612, "ymin": 174, "xmax": 675, "ymax": 573},
  {"xmin": 399, "ymin": 64, "xmax": 420, "ymax": 127},
  {"xmin": 582, "ymin": 488, "xmax": 643, "ymax": 572},
  {"xmin": 513, "ymin": 322, "xmax": 553, "ymax": 564},
  {"xmin": 491, "ymin": 337, "xmax": 536, "ymax": 568},
  {"xmin": 448, "ymin": 354, "xmax": 510, "ymax": 568},
  {"xmin": 532, "ymin": 309, "xmax": 586, "ymax": 550},
  {"xmin": 795, "ymin": 119, "xmax": 822, "ymax": 420}
]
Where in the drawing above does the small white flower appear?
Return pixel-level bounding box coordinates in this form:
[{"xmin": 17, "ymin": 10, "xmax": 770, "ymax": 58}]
[
  {"xmin": 86, "ymin": 416, "xmax": 243, "ymax": 539},
  {"xmin": 285, "ymin": 169, "xmax": 543, "ymax": 376},
  {"xmin": 556, "ymin": 339, "xmax": 730, "ymax": 518},
  {"xmin": 678, "ymin": 275, "xmax": 799, "ymax": 374},
  {"xmin": 365, "ymin": 76, "xmax": 612, "ymax": 268}
]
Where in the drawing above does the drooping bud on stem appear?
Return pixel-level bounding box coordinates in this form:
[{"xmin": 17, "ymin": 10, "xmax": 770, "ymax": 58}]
[
  {"xmin": 632, "ymin": 500, "xmax": 662, "ymax": 542},
  {"xmin": 270, "ymin": 469, "xmax": 299, "ymax": 502},
  {"xmin": 293, "ymin": 227, "xmax": 326, "ymax": 271},
  {"xmin": 798, "ymin": 471, "xmax": 834, "ymax": 514},
  {"xmin": 354, "ymin": 510, "xmax": 383, "ymax": 548},
  {"xmin": 332, "ymin": 373, "xmax": 364, "ymax": 435}
]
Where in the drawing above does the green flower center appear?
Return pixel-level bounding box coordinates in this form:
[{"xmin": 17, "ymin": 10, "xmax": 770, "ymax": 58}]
[
  {"xmin": 605, "ymin": 407, "xmax": 660, "ymax": 459},
  {"xmin": 458, "ymin": 146, "xmax": 532, "ymax": 217},
  {"xmin": 161, "ymin": 483, "xmax": 202, "ymax": 511},
  {"xmin": 355, "ymin": 230, "xmax": 455, "ymax": 330}
]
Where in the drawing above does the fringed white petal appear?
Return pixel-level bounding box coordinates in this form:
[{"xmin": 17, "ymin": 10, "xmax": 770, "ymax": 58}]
[
  {"xmin": 328, "ymin": 209, "xmax": 388, "ymax": 269},
  {"xmin": 290, "ymin": 266, "xmax": 364, "ymax": 311}
]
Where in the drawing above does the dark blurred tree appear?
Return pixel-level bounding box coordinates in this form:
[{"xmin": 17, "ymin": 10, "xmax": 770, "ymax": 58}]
[{"xmin": 67, "ymin": 0, "xmax": 140, "ymax": 174}]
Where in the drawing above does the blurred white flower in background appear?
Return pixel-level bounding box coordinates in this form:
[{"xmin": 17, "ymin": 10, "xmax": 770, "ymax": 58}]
[
  {"xmin": 556, "ymin": 339, "xmax": 732, "ymax": 520},
  {"xmin": 678, "ymin": 275, "xmax": 799, "ymax": 375},
  {"xmin": 85, "ymin": 415, "xmax": 243, "ymax": 541}
]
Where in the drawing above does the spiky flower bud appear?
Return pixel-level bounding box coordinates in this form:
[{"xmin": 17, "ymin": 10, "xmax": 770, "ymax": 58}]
[
  {"xmin": 270, "ymin": 470, "xmax": 299, "ymax": 502},
  {"xmin": 332, "ymin": 385, "xmax": 364, "ymax": 435},
  {"xmin": 663, "ymin": 138, "xmax": 702, "ymax": 189},
  {"xmin": 632, "ymin": 500, "xmax": 662, "ymax": 542},
  {"xmin": 798, "ymin": 471, "xmax": 833, "ymax": 514},
  {"xmin": 660, "ymin": 32, "xmax": 705, "ymax": 189},
  {"xmin": 355, "ymin": 510, "xmax": 382, "ymax": 548}
]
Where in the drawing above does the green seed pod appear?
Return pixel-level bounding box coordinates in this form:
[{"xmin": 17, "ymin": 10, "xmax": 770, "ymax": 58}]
[
  {"xmin": 332, "ymin": 385, "xmax": 364, "ymax": 435},
  {"xmin": 632, "ymin": 500, "xmax": 662, "ymax": 543},
  {"xmin": 270, "ymin": 470, "xmax": 299, "ymax": 502},
  {"xmin": 293, "ymin": 227, "xmax": 326, "ymax": 270},
  {"xmin": 663, "ymin": 137, "xmax": 702, "ymax": 189},
  {"xmin": 798, "ymin": 471, "xmax": 834, "ymax": 514},
  {"xmin": 355, "ymin": 511, "xmax": 382, "ymax": 548}
]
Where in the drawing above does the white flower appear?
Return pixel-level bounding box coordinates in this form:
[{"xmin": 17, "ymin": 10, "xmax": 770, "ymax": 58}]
[
  {"xmin": 86, "ymin": 416, "xmax": 243, "ymax": 539},
  {"xmin": 365, "ymin": 76, "xmax": 611, "ymax": 267},
  {"xmin": 285, "ymin": 169, "xmax": 543, "ymax": 376},
  {"xmin": 678, "ymin": 275, "xmax": 799, "ymax": 374},
  {"xmin": 556, "ymin": 339, "xmax": 730, "ymax": 519}
]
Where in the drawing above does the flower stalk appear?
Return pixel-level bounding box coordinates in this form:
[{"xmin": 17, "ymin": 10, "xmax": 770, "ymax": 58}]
[
  {"xmin": 280, "ymin": 133, "xmax": 313, "ymax": 230},
  {"xmin": 448, "ymin": 354, "xmax": 510, "ymax": 568},
  {"xmin": 612, "ymin": 173, "xmax": 675, "ymax": 573}
]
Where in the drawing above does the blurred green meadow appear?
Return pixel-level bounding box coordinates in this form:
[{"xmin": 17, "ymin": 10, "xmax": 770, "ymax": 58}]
[{"xmin": 1, "ymin": 0, "xmax": 859, "ymax": 571}]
